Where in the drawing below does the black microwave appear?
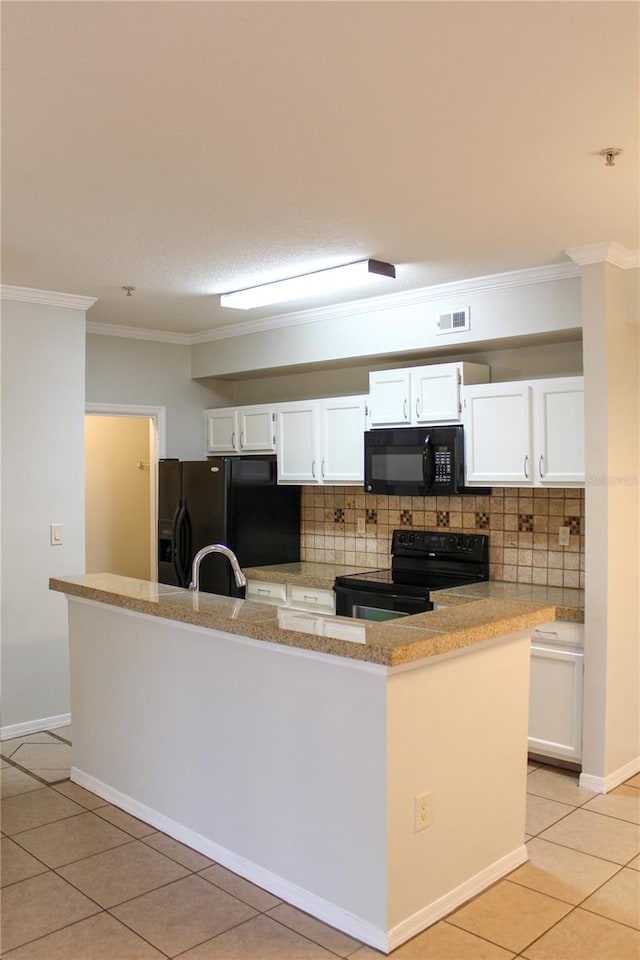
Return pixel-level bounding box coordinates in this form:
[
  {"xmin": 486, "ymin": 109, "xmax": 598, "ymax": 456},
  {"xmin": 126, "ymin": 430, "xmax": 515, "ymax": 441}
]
[{"xmin": 364, "ymin": 425, "xmax": 465, "ymax": 496}]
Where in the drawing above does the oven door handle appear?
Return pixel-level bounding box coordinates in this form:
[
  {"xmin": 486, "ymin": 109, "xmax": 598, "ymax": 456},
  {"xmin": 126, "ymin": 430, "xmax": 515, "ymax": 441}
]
[{"xmin": 422, "ymin": 434, "xmax": 434, "ymax": 489}]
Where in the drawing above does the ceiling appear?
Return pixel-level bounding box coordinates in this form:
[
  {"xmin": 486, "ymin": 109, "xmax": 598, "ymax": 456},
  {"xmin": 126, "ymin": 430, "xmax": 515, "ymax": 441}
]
[{"xmin": 1, "ymin": 1, "xmax": 638, "ymax": 338}]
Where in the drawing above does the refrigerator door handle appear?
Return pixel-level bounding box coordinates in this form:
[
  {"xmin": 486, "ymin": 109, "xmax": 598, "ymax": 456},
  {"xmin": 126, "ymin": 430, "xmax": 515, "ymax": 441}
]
[
  {"xmin": 171, "ymin": 502, "xmax": 183, "ymax": 583},
  {"xmin": 178, "ymin": 505, "xmax": 192, "ymax": 587},
  {"xmin": 172, "ymin": 501, "xmax": 190, "ymax": 587}
]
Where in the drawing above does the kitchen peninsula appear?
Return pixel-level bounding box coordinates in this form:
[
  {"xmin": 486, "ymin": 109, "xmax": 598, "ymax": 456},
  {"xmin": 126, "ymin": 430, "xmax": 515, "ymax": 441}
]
[{"xmin": 50, "ymin": 573, "xmax": 557, "ymax": 953}]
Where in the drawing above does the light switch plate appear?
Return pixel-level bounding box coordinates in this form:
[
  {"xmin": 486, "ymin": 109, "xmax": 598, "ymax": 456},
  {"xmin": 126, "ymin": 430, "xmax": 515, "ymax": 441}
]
[{"xmin": 50, "ymin": 523, "xmax": 63, "ymax": 546}]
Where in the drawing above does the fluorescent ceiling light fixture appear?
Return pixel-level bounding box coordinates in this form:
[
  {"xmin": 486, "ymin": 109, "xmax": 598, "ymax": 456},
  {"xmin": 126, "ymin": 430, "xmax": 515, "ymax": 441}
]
[{"xmin": 220, "ymin": 259, "xmax": 396, "ymax": 310}]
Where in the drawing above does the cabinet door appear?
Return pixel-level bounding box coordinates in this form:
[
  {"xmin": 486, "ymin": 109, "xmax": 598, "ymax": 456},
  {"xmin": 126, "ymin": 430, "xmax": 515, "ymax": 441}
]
[
  {"xmin": 529, "ymin": 644, "xmax": 584, "ymax": 762},
  {"xmin": 368, "ymin": 369, "xmax": 411, "ymax": 425},
  {"xmin": 462, "ymin": 383, "xmax": 533, "ymax": 484},
  {"xmin": 534, "ymin": 378, "xmax": 585, "ymax": 485},
  {"xmin": 319, "ymin": 396, "xmax": 367, "ymax": 484},
  {"xmin": 205, "ymin": 409, "xmax": 238, "ymax": 453},
  {"xmin": 237, "ymin": 405, "xmax": 276, "ymax": 453},
  {"xmin": 413, "ymin": 364, "xmax": 460, "ymax": 422},
  {"xmin": 276, "ymin": 402, "xmax": 319, "ymax": 483}
]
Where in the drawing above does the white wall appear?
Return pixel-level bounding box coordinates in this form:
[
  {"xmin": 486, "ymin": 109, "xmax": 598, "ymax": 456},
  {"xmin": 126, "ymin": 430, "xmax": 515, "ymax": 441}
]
[
  {"xmin": 582, "ymin": 263, "xmax": 640, "ymax": 784},
  {"xmin": 229, "ymin": 339, "xmax": 583, "ymax": 406},
  {"xmin": 1, "ymin": 299, "xmax": 86, "ymax": 733},
  {"xmin": 191, "ymin": 274, "xmax": 582, "ymax": 380},
  {"xmin": 86, "ymin": 335, "xmax": 234, "ymax": 460}
]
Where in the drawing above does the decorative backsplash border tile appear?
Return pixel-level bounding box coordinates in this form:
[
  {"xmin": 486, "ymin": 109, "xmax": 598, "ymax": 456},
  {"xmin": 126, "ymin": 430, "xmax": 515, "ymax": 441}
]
[{"xmin": 301, "ymin": 487, "xmax": 585, "ymax": 588}]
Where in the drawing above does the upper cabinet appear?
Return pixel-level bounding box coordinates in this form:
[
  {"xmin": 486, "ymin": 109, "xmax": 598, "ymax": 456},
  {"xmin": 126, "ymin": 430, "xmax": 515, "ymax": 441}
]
[
  {"xmin": 277, "ymin": 396, "xmax": 367, "ymax": 485},
  {"xmin": 368, "ymin": 362, "xmax": 490, "ymax": 426},
  {"xmin": 462, "ymin": 376, "xmax": 585, "ymax": 487},
  {"xmin": 205, "ymin": 404, "xmax": 276, "ymax": 455}
]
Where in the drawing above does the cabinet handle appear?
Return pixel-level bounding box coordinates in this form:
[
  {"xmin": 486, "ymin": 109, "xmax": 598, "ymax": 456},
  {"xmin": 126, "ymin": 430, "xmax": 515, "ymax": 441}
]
[
  {"xmin": 257, "ymin": 588, "xmax": 270, "ymax": 594},
  {"xmin": 231, "ymin": 431, "xmax": 236, "ymax": 448},
  {"xmin": 523, "ymin": 455, "xmax": 529, "ymax": 479},
  {"xmin": 240, "ymin": 432, "xmax": 244, "ymax": 448},
  {"xmin": 416, "ymin": 398, "xmax": 421, "ymax": 418},
  {"xmin": 539, "ymin": 455, "xmax": 544, "ymax": 478},
  {"xmin": 303, "ymin": 594, "xmax": 319, "ymax": 602},
  {"xmin": 403, "ymin": 398, "xmax": 408, "ymax": 420},
  {"xmin": 321, "ymin": 460, "xmax": 326, "ymax": 478},
  {"xmin": 312, "ymin": 460, "xmax": 316, "ymax": 479}
]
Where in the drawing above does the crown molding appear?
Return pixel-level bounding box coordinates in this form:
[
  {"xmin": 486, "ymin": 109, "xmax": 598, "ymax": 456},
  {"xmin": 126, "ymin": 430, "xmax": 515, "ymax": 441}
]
[
  {"xmin": 565, "ymin": 242, "xmax": 639, "ymax": 269},
  {"xmin": 0, "ymin": 284, "xmax": 97, "ymax": 311},
  {"xmin": 86, "ymin": 321, "xmax": 191, "ymax": 345},
  {"xmin": 190, "ymin": 261, "xmax": 581, "ymax": 345}
]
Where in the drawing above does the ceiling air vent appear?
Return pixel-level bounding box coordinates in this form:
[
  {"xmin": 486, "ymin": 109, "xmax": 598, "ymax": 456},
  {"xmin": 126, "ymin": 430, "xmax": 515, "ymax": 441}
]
[{"xmin": 436, "ymin": 307, "xmax": 470, "ymax": 335}]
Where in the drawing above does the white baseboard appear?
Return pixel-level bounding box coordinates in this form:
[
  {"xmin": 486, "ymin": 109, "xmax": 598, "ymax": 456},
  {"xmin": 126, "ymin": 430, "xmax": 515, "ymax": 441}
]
[
  {"xmin": 0, "ymin": 713, "xmax": 71, "ymax": 741},
  {"xmin": 580, "ymin": 755, "xmax": 640, "ymax": 794},
  {"xmin": 71, "ymin": 767, "xmax": 389, "ymax": 952},
  {"xmin": 71, "ymin": 766, "xmax": 527, "ymax": 955},
  {"xmin": 387, "ymin": 845, "xmax": 528, "ymax": 952}
]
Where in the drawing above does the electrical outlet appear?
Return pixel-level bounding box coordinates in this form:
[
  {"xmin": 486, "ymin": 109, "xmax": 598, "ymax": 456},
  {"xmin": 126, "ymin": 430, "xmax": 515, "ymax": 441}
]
[
  {"xmin": 356, "ymin": 517, "xmax": 366, "ymax": 537},
  {"xmin": 558, "ymin": 526, "xmax": 570, "ymax": 547},
  {"xmin": 414, "ymin": 792, "xmax": 431, "ymax": 832}
]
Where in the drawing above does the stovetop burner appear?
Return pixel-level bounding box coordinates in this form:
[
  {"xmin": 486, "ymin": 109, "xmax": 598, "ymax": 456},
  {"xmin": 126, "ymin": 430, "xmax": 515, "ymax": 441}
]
[{"xmin": 334, "ymin": 529, "xmax": 490, "ymax": 599}]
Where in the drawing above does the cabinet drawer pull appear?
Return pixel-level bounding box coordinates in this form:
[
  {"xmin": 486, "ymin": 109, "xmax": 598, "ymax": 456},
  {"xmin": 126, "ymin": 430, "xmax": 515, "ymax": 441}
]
[{"xmin": 523, "ymin": 454, "xmax": 529, "ymax": 479}]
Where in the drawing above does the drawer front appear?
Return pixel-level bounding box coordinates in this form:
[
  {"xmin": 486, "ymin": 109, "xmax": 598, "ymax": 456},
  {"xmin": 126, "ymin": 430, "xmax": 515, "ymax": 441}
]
[
  {"xmin": 246, "ymin": 580, "xmax": 287, "ymax": 605},
  {"xmin": 287, "ymin": 584, "xmax": 336, "ymax": 614}
]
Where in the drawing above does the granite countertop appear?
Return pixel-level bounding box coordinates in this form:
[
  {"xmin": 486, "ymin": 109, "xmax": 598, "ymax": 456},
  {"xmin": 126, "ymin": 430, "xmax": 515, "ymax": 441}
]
[
  {"xmin": 431, "ymin": 581, "xmax": 584, "ymax": 623},
  {"xmin": 242, "ymin": 562, "xmax": 585, "ymax": 623},
  {"xmin": 50, "ymin": 573, "xmax": 557, "ymax": 668},
  {"xmin": 242, "ymin": 561, "xmax": 369, "ymax": 590}
]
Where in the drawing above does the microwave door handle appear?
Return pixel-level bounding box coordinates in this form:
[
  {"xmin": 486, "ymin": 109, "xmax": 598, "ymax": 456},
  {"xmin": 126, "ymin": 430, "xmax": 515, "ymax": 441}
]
[{"xmin": 423, "ymin": 435, "xmax": 435, "ymax": 489}]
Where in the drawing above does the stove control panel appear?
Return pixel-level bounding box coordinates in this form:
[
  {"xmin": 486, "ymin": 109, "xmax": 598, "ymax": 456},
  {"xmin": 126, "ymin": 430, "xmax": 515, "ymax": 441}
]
[{"xmin": 392, "ymin": 529, "xmax": 488, "ymax": 560}]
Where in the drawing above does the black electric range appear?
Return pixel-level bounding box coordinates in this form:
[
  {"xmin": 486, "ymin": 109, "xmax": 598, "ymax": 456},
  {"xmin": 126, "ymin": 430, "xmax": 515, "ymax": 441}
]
[{"xmin": 334, "ymin": 529, "xmax": 489, "ymax": 621}]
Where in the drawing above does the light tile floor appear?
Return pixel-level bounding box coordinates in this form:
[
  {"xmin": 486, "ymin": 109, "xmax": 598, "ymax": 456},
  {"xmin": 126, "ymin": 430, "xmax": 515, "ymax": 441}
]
[{"xmin": 1, "ymin": 730, "xmax": 639, "ymax": 959}]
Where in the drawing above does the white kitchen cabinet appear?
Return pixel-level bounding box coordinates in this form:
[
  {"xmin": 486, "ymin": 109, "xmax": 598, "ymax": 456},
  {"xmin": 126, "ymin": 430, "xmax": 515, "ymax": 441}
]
[
  {"xmin": 276, "ymin": 395, "xmax": 366, "ymax": 485},
  {"xmin": 462, "ymin": 376, "xmax": 584, "ymax": 487},
  {"xmin": 245, "ymin": 579, "xmax": 336, "ymax": 615},
  {"xmin": 534, "ymin": 379, "xmax": 585, "ymax": 485},
  {"xmin": 276, "ymin": 400, "xmax": 319, "ymax": 483},
  {"xmin": 368, "ymin": 362, "xmax": 489, "ymax": 427},
  {"xmin": 528, "ymin": 622, "xmax": 584, "ymax": 764},
  {"xmin": 245, "ymin": 579, "xmax": 288, "ymax": 605},
  {"xmin": 205, "ymin": 408, "xmax": 238, "ymax": 453},
  {"xmin": 205, "ymin": 404, "xmax": 276, "ymax": 455},
  {"xmin": 319, "ymin": 396, "xmax": 367, "ymax": 483},
  {"xmin": 462, "ymin": 382, "xmax": 533, "ymax": 484}
]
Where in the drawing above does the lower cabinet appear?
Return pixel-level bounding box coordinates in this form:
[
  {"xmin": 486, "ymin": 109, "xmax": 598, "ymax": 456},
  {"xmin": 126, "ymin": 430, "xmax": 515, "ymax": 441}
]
[
  {"xmin": 528, "ymin": 622, "xmax": 584, "ymax": 764},
  {"xmin": 246, "ymin": 579, "xmax": 336, "ymax": 615}
]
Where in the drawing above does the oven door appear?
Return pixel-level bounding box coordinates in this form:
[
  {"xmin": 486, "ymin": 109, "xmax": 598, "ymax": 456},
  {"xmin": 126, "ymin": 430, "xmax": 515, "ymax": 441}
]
[{"xmin": 334, "ymin": 584, "xmax": 432, "ymax": 621}]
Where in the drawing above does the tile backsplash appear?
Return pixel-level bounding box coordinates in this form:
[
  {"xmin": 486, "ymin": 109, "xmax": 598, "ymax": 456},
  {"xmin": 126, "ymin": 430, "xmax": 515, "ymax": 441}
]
[{"xmin": 301, "ymin": 487, "xmax": 585, "ymax": 588}]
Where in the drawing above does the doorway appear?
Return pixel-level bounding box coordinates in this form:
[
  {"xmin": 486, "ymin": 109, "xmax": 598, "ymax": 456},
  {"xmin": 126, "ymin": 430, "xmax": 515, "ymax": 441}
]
[{"xmin": 85, "ymin": 404, "xmax": 166, "ymax": 581}]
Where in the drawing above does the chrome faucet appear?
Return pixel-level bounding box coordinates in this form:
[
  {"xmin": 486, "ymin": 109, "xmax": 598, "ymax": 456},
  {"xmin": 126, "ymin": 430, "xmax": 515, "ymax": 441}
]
[{"xmin": 188, "ymin": 544, "xmax": 247, "ymax": 592}]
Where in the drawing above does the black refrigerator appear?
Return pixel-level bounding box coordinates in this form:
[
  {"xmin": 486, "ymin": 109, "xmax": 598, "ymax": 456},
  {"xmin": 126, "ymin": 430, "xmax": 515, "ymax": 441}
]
[{"xmin": 158, "ymin": 456, "xmax": 300, "ymax": 597}]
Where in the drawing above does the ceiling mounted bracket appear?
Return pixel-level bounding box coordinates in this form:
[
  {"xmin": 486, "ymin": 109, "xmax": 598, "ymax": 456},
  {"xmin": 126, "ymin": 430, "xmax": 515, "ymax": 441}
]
[
  {"xmin": 599, "ymin": 147, "xmax": 622, "ymax": 167},
  {"xmin": 122, "ymin": 286, "xmax": 136, "ymax": 297}
]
